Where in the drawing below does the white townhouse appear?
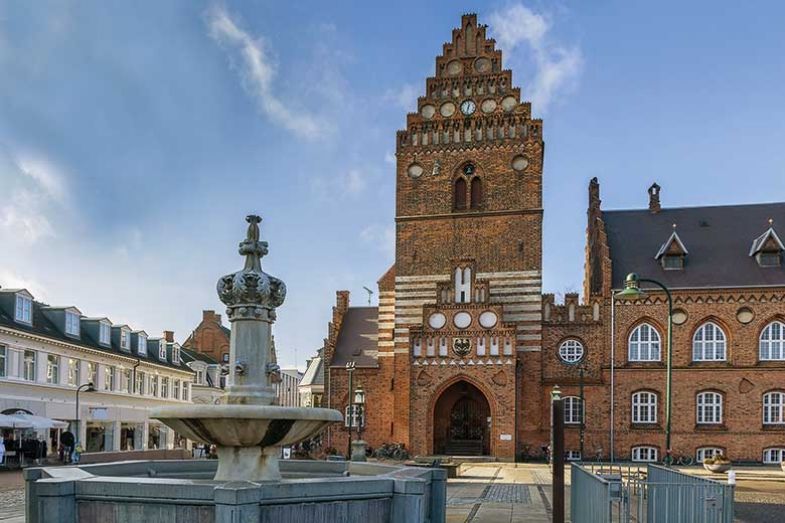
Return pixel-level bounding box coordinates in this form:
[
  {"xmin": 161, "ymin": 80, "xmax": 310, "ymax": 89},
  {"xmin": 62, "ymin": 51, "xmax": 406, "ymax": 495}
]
[{"xmin": 0, "ymin": 286, "xmax": 194, "ymax": 454}]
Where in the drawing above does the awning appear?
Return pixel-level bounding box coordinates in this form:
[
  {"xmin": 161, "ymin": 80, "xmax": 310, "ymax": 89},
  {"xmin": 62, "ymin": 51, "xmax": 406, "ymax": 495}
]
[
  {"xmin": 0, "ymin": 414, "xmax": 33, "ymax": 429},
  {"xmin": 1, "ymin": 414, "xmax": 68, "ymax": 430}
]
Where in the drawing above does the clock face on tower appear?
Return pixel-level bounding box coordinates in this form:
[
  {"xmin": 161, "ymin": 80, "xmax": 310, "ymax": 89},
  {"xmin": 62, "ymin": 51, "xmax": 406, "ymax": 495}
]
[{"xmin": 460, "ymin": 99, "xmax": 476, "ymax": 116}]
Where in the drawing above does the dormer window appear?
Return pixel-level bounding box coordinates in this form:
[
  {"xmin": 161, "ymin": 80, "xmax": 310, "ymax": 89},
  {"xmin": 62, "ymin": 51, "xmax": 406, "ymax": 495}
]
[
  {"xmin": 15, "ymin": 294, "xmax": 32, "ymax": 324},
  {"xmin": 65, "ymin": 311, "xmax": 80, "ymax": 336},
  {"xmin": 655, "ymin": 227, "xmax": 688, "ymax": 271},
  {"xmin": 750, "ymin": 222, "xmax": 784, "ymax": 268},
  {"xmin": 120, "ymin": 329, "xmax": 130, "ymax": 351},
  {"xmin": 159, "ymin": 342, "xmax": 167, "ymax": 360},
  {"xmin": 137, "ymin": 335, "xmax": 147, "ymax": 356},
  {"xmin": 99, "ymin": 321, "xmax": 111, "ymax": 346},
  {"xmin": 173, "ymin": 345, "xmax": 181, "ymax": 364}
]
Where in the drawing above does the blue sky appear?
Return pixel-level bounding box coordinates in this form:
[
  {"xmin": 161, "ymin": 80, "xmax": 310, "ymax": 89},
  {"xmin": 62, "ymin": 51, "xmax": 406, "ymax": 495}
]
[{"xmin": 1, "ymin": 1, "xmax": 784, "ymax": 369}]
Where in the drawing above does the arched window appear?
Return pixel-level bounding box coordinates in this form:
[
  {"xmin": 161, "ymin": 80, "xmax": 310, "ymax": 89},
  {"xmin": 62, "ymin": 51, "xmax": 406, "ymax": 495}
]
[
  {"xmin": 632, "ymin": 391, "xmax": 657, "ymax": 424},
  {"xmin": 563, "ymin": 396, "xmax": 584, "ymax": 424},
  {"xmin": 470, "ymin": 177, "xmax": 482, "ymax": 209},
  {"xmin": 454, "ymin": 178, "xmax": 467, "ymax": 210},
  {"xmin": 696, "ymin": 447, "xmax": 723, "ymax": 463},
  {"xmin": 558, "ymin": 340, "xmax": 584, "ymax": 363},
  {"xmin": 631, "ymin": 446, "xmax": 658, "ymax": 462},
  {"xmin": 763, "ymin": 391, "xmax": 785, "ymax": 425},
  {"xmin": 760, "ymin": 321, "xmax": 785, "ymax": 361},
  {"xmin": 696, "ymin": 391, "xmax": 723, "ymax": 424},
  {"xmin": 693, "ymin": 322, "xmax": 727, "ymax": 361},
  {"xmin": 628, "ymin": 323, "xmax": 661, "ymax": 362}
]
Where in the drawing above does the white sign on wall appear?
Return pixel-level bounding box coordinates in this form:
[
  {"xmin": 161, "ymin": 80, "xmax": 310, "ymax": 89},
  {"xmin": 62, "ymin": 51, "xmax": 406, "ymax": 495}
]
[
  {"xmin": 500, "ymin": 434, "xmax": 512, "ymax": 441},
  {"xmin": 89, "ymin": 407, "xmax": 108, "ymax": 420}
]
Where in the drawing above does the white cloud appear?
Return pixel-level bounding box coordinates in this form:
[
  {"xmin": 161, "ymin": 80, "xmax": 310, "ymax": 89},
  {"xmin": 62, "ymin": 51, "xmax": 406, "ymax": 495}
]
[
  {"xmin": 489, "ymin": 4, "xmax": 583, "ymax": 113},
  {"xmin": 205, "ymin": 5, "xmax": 322, "ymax": 139},
  {"xmin": 384, "ymin": 83, "xmax": 420, "ymax": 112},
  {"xmin": 360, "ymin": 224, "xmax": 395, "ymax": 258},
  {"xmin": 384, "ymin": 151, "xmax": 396, "ymax": 165},
  {"xmin": 345, "ymin": 168, "xmax": 367, "ymax": 195}
]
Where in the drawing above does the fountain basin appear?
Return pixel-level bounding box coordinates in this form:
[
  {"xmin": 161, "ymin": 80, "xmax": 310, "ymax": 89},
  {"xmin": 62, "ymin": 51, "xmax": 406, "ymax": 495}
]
[{"xmin": 151, "ymin": 405, "xmax": 342, "ymax": 481}]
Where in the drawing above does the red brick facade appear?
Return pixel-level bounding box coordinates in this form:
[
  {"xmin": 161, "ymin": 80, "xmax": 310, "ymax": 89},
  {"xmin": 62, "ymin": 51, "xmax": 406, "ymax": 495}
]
[
  {"xmin": 182, "ymin": 310, "xmax": 230, "ymax": 364},
  {"xmin": 322, "ymin": 13, "xmax": 785, "ymax": 464}
]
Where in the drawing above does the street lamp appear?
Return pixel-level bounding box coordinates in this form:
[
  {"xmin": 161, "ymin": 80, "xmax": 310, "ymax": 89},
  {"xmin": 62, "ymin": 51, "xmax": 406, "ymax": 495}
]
[
  {"xmin": 75, "ymin": 382, "xmax": 96, "ymax": 446},
  {"xmin": 345, "ymin": 362, "xmax": 356, "ymax": 459},
  {"xmin": 615, "ymin": 272, "xmax": 674, "ymax": 466}
]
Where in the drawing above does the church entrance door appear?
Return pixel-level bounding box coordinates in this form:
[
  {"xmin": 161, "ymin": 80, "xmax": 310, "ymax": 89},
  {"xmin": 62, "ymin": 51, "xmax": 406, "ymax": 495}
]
[{"xmin": 433, "ymin": 380, "xmax": 490, "ymax": 456}]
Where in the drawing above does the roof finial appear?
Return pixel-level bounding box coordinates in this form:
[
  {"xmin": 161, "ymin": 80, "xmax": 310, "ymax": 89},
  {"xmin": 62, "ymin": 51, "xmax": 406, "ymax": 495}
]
[
  {"xmin": 769, "ymin": 218, "xmax": 774, "ymax": 226},
  {"xmin": 672, "ymin": 223, "xmax": 677, "ymax": 229}
]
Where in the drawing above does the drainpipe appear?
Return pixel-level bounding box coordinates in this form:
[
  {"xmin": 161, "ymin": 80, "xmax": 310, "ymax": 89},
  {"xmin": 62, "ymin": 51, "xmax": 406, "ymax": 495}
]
[{"xmin": 132, "ymin": 359, "xmax": 141, "ymax": 394}]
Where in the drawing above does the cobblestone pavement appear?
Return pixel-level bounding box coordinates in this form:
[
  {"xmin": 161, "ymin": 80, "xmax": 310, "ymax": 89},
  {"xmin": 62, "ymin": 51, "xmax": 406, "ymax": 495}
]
[
  {"xmin": 0, "ymin": 470, "xmax": 25, "ymax": 523},
  {"xmin": 446, "ymin": 463, "xmax": 565, "ymax": 523}
]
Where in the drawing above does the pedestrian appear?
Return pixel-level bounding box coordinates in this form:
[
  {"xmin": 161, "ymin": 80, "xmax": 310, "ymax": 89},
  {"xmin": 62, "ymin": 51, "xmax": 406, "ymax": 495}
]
[
  {"xmin": 0, "ymin": 435, "xmax": 5, "ymax": 465},
  {"xmin": 72, "ymin": 443, "xmax": 83, "ymax": 464}
]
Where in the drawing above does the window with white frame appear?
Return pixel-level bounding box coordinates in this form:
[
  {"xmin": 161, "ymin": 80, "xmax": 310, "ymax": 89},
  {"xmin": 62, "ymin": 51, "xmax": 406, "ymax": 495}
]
[
  {"xmin": 696, "ymin": 392, "xmax": 723, "ymax": 424},
  {"xmin": 65, "ymin": 311, "xmax": 80, "ymax": 336},
  {"xmin": 67, "ymin": 359, "xmax": 80, "ymax": 386},
  {"xmin": 763, "ymin": 391, "xmax": 785, "ymax": 425},
  {"xmin": 763, "ymin": 448, "xmax": 785, "ymax": 464},
  {"xmin": 136, "ymin": 371, "xmax": 145, "ymax": 395},
  {"xmin": 0, "ymin": 345, "xmax": 6, "ymax": 378},
  {"xmin": 196, "ymin": 369, "xmax": 204, "ymax": 385},
  {"xmin": 760, "ymin": 321, "xmax": 785, "ymax": 361},
  {"xmin": 629, "ymin": 323, "xmax": 661, "ymax": 362},
  {"xmin": 150, "ymin": 375, "xmax": 158, "ymax": 397},
  {"xmin": 173, "ymin": 379, "xmax": 181, "ymax": 399},
  {"xmin": 120, "ymin": 329, "xmax": 130, "ymax": 351},
  {"xmin": 696, "ymin": 447, "xmax": 723, "ymax": 463},
  {"xmin": 693, "ymin": 322, "xmax": 727, "ymax": 361},
  {"xmin": 99, "ymin": 322, "xmax": 111, "ymax": 345},
  {"xmin": 121, "ymin": 369, "xmax": 130, "ymax": 392},
  {"xmin": 565, "ymin": 450, "xmax": 582, "ymax": 461},
  {"xmin": 559, "ymin": 340, "xmax": 585, "ymax": 363},
  {"xmin": 105, "ymin": 366, "xmax": 115, "ymax": 391},
  {"xmin": 15, "ymin": 294, "xmax": 32, "ymax": 324},
  {"xmin": 137, "ymin": 334, "xmax": 147, "ymax": 356},
  {"xmin": 161, "ymin": 377, "xmax": 169, "ymax": 398},
  {"xmin": 23, "ymin": 350, "xmax": 36, "ymax": 381},
  {"xmin": 182, "ymin": 382, "xmax": 189, "ymax": 401},
  {"xmin": 631, "ymin": 446, "xmax": 658, "ymax": 462},
  {"xmin": 87, "ymin": 361, "xmax": 96, "ymax": 385},
  {"xmin": 173, "ymin": 345, "xmax": 180, "ymax": 364},
  {"xmin": 344, "ymin": 404, "xmax": 365, "ymax": 427},
  {"xmin": 159, "ymin": 343, "xmax": 167, "ymax": 360},
  {"xmin": 632, "ymin": 391, "xmax": 657, "ymax": 424},
  {"xmin": 564, "ymin": 396, "xmax": 584, "ymax": 424},
  {"xmin": 46, "ymin": 354, "xmax": 59, "ymax": 384}
]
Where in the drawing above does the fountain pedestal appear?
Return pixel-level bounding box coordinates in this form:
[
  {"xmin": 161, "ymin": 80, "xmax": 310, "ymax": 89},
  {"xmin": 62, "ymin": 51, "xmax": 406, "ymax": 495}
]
[{"xmin": 152, "ymin": 215, "xmax": 342, "ymax": 482}]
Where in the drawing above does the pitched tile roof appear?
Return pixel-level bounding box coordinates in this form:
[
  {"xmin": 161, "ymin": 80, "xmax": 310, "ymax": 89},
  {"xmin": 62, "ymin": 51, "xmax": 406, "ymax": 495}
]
[
  {"xmin": 604, "ymin": 202, "xmax": 785, "ymax": 290},
  {"xmin": 330, "ymin": 307, "xmax": 379, "ymax": 368}
]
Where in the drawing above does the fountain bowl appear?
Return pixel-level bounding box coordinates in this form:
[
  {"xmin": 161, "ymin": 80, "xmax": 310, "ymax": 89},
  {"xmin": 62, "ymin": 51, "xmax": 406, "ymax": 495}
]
[{"xmin": 151, "ymin": 404, "xmax": 342, "ymax": 481}]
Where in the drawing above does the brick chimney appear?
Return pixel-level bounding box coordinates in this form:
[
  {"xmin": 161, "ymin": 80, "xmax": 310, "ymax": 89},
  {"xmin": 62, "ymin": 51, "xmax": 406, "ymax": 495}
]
[
  {"xmin": 163, "ymin": 330, "xmax": 174, "ymax": 343},
  {"xmin": 202, "ymin": 310, "xmax": 222, "ymax": 324},
  {"xmin": 648, "ymin": 183, "xmax": 661, "ymax": 214}
]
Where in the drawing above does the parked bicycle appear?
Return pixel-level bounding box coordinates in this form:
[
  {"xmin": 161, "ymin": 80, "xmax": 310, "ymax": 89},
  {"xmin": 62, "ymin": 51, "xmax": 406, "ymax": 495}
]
[{"xmin": 373, "ymin": 442, "xmax": 409, "ymax": 461}]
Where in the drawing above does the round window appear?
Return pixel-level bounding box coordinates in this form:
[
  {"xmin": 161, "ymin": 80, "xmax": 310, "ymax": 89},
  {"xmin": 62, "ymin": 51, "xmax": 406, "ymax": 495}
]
[
  {"xmin": 559, "ymin": 339, "xmax": 585, "ymax": 364},
  {"xmin": 453, "ymin": 311, "xmax": 472, "ymax": 329},
  {"xmin": 407, "ymin": 163, "xmax": 424, "ymax": 179},
  {"xmin": 428, "ymin": 312, "xmax": 447, "ymax": 330}
]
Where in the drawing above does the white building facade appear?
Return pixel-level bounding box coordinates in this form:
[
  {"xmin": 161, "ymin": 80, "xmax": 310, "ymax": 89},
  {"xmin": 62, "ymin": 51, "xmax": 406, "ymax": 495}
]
[{"xmin": 0, "ymin": 287, "xmax": 194, "ymax": 456}]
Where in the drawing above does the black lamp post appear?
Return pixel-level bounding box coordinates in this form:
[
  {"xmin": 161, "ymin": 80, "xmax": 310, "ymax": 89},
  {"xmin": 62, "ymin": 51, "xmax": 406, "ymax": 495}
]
[
  {"xmin": 615, "ymin": 272, "xmax": 674, "ymax": 466},
  {"xmin": 75, "ymin": 382, "xmax": 96, "ymax": 445},
  {"xmin": 345, "ymin": 361, "xmax": 355, "ymax": 458},
  {"xmin": 354, "ymin": 384, "xmax": 366, "ymax": 443}
]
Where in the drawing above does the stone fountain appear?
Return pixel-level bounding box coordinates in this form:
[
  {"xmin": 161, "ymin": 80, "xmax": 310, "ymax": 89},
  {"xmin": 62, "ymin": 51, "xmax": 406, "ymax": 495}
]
[
  {"xmin": 151, "ymin": 215, "xmax": 342, "ymax": 482},
  {"xmin": 22, "ymin": 215, "xmax": 446, "ymax": 523}
]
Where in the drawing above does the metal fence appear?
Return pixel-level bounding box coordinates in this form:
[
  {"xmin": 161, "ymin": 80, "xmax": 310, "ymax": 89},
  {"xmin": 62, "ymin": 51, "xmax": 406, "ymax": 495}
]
[{"xmin": 570, "ymin": 463, "xmax": 735, "ymax": 523}]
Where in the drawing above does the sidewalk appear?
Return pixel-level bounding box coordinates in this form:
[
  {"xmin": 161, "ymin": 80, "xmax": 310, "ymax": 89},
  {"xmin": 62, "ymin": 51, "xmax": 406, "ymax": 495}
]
[{"xmin": 0, "ymin": 470, "xmax": 25, "ymax": 523}]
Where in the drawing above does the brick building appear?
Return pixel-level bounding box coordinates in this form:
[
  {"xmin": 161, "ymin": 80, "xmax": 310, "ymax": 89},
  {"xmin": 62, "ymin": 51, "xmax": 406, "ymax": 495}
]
[{"xmin": 322, "ymin": 13, "xmax": 785, "ymax": 464}]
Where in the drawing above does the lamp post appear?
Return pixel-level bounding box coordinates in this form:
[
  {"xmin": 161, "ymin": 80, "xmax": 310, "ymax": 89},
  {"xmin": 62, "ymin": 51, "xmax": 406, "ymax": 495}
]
[
  {"xmin": 75, "ymin": 382, "xmax": 95, "ymax": 446},
  {"xmin": 345, "ymin": 362, "xmax": 355, "ymax": 459},
  {"xmin": 351, "ymin": 384, "xmax": 367, "ymax": 461},
  {"xmin": 615, "ymin": 272, "xmax": 674, "ymax": 466}
]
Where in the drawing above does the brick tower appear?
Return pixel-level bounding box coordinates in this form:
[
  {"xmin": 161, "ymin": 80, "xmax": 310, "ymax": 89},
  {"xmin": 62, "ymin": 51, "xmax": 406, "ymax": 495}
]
[{"xmin": 385, "ymin": 13, "xmax": 545, "ymax": 459}]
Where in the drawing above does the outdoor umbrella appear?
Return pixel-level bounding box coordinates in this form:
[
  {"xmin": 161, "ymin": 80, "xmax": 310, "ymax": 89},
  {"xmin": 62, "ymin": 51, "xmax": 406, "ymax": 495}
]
[
  {"xmin": 8, "ymin": 414, "xmax": 68, "ymax": 430},
  {"xmin": 0, "ymin": 414, "xmax": 33, "ymax": 429}
]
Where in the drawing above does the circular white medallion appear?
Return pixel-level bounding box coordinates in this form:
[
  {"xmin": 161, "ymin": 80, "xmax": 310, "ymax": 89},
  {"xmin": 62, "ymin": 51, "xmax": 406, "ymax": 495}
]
[
  {"xmin": 736, "ymin": 307, "xmax": 754, "ymax": 324},
  {"xmin": 481, "ymin": 99, "xmax": 497, "ymax": 113},
  {"xmin": 511, "ymin": 155, "xmax": 529, "ymax": 172},
  {"xmin": 446, "ymin": 60, "xmax": 463, "ymax": 76},
  {"xmin": 474, "ymin": 57, "xmax": 492, "ymax": 73},
  {"xmin": 440, "ymin": 102, "xmax": 456, "ymax": 117},
  {"xmin": 420, "ymin": 104, "xmax": 436, "ymax": 119},
  {"xmin": 428, "ymin": 312, "xmax": 447, "ymax": 330},
  {"xmin": 479, "ymin": 311, "xmax": 498, "ymax": 329},
  {"xmin": 453, "ymin": 311, "xmax": 472, "ymax": 329},
  {"xmin": 672, "ymin": 309, "xmax": 688, "ymax": 325},
  {"xmin": 407, "ymin": 163, "xmax": 424, "ymax": 179},
  {"xmin": 501, "ymin": 96, "xmax": 517, "ymax": 112}
]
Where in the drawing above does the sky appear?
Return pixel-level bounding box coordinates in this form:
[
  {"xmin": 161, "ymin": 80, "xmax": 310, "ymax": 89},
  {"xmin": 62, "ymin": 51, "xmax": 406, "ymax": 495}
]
[{"xmin": 1, "ymin": 1, "xmax": 784, "ymax": 370}]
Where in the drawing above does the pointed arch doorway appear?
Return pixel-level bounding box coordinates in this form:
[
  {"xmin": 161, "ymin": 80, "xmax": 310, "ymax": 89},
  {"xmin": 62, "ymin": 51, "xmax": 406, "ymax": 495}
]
[{"xmin": 433, "ymin": 380, "xmax": 491, "ymax": 456}]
